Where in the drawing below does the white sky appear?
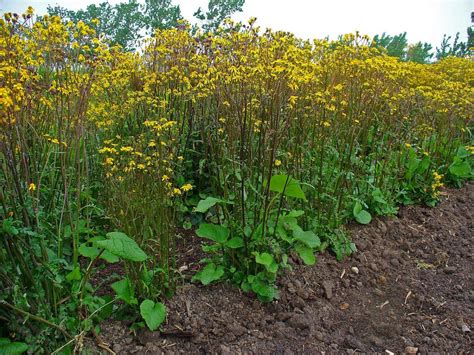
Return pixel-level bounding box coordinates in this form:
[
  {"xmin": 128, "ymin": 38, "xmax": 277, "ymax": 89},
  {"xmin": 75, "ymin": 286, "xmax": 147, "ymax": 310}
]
[{"xmin": 1, "ymin": 0, "xmax": 472, "ymax": 46}]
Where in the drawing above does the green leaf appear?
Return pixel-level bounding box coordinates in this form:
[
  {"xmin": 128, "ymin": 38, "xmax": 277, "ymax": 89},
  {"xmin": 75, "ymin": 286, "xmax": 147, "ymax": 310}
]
[
  {"xmin": 111, "ymin": 278, "xmax": 137, "ymax": 305},
  {"xmin": 269, "ymin": 175, "xmax": 306, "ymax": 200},
  {"xmin": 355, "ymin": 210, "xmax": 372, "ymax": 224},
  {"xmin": 1, "ymin": 219, "xmax": 18, "ymax": 236},
  {"xmin": 250, "ymin": 279, "xmax": 278, "ymax": 301},
  {"xmin": 140, "ymin": 300, "xmax": 166, "ymax": 331},
  {"xmin": 66, "ymin": 266, "xmax": 81, "ymax": 282},
  {"xmin": 196, "ymin": 224, "xmax": 229, "ymax": 244},
  {"xmin": 192, "ymin": 263, "xmax": 224, "ymax": 285},
  {"xmin": 96, "ymin": 232, "xmax": 147, "ymax": 262},
  {"xmin": 287, "ymin": 210, "xmax": 305, "ymax": 218},
  {"xmin": 295, "ymin": 244, "xmax": 316, "ymax": 265},
  {"xmin": 372, "ymin": 188, "xmax": 387, "ymax": 204},
  {"xmin": 449, "ymin": 160, "xmax": 471, "ymax": 177},
  {"xmin": 226, "ymin": 237, "xmax": 244, "ymax": 249},
  {"xmin": 79, "ymin": 237, "xmax": 121, "ymax": 263},
  {"xmin": 353, "ymin": 202, "xmax": 372, "ymax": 224},
  {"xmin": 353, "ymin": 201, "xmax": 363, "ymax": 216},
  {"xmin": 255, "ymin": 252, "xmax": 274, "ymax": 266},
  {"xmin": 78, "ymin": 244, "xmax": 99, "ymax": 259},
  {"xmin": 266, "ymin": 261, "xmax": 278, "ymax": 274},
  {"xmin": 194, "ymin": 197, "xmax": 232, "ymax": 213},
  {"xmin": 0, "ymin": 339, "xmax": 28, "ymax": 354},
  {"xmin": 418, "ymin": 156, "xmax": 430, "ymax": 174},
  {"xmin": 293, "ymin": 230, "xmax": 321, "ymax": 248},
  {"xmin": 456, "ymin": 146, "xmax": 469, "ymax": 158}
]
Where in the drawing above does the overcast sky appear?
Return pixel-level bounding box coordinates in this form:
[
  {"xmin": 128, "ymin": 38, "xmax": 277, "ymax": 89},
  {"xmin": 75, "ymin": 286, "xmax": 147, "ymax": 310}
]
[{"xmin": 1, "ymin": 0, "xmax": 472, "ymax": 46}]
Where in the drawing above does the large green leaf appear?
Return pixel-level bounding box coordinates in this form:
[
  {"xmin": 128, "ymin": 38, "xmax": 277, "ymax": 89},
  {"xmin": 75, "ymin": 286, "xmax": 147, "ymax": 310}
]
[
  {"xmin": 449, "ymin": 160, "xmax": 471, "ymax": 177},
  {"xmin": 111, "ymin": 278, "xmax": 137, "ymax": 305},
  {"xmin": 192, "ymin": 263, "xmax": 224, "ymax": 285},
  {"xmin": 0, "ymin": 339, "xmax": 28, "ymax": 354},
  {"xmin": 355, "ymin": 210, "xmax": 372, "ymax": 224},
  {"xmin": 96, "ymin": 232, "xmax": 147, "ymax": 262},
  {"xmin": 194, "ymin": 197, "xmax": 232, "ymax": 213},
  {"xmin": 79, "ymin": 238, "xmax": 120, "ymax": 263},
  {"xmin": 250, "ymin": 278, "xmax": 278, "ymax": 302},
  {"xmin": 269, "ymin": 175, "xmax": 306, "ymax": 200},
  {"xmin": 255, "ymin": 252, "xmax": 274, "ymax": 266},
  {"xmin": 353, "ymin": 202, "xmax": 372, "ymax": 224},
  {"xmin": 140, "ymin": 300, "xmax": 166, "ymax": 331},
  {"xmin": 196, "ymin": 223, "xmax": 229, "ymax": 244},
  {"xmin": 295, "ymin": 244, "xmax": 316, "ymax": 265},
  {"xmin": 226, "ymin": 237, "xmax": 244, "ymax": 249},
  {"xmin": 293, "ymin": 230, "xmax": 321, "ymax": 249}
]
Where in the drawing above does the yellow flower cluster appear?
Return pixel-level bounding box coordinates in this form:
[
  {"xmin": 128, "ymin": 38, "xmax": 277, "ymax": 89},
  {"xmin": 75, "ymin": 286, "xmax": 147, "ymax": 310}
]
[{"xmin": 431, "ymin": 171, "xmax": 444, "ymax": 198}]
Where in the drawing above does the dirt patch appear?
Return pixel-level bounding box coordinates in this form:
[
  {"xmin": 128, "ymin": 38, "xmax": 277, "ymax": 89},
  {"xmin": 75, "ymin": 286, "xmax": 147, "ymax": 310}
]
[{"xmin": 100, "ymin": 183, "xmax": 473, "ymax": 354}]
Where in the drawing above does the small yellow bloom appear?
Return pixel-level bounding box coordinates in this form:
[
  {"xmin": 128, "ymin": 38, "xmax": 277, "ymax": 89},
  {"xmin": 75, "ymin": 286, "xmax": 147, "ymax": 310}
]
[
  {"xmin": 173, "ymin": 188, "xmax": 182, "ymax": 195},
  {"xmin": 275, "ymin": 159, "xmax": 282, "ymax": 167},
  {"xmin": 162, "ymin": 175, "xmax": 169, "ymax": 182},
  {"xmin": 181, "ymin": 183, "xmax": 193, "ymax": 192},
  {"xmin": 28, "ymin": 183, "xmax": 36, "ymax": 192}
]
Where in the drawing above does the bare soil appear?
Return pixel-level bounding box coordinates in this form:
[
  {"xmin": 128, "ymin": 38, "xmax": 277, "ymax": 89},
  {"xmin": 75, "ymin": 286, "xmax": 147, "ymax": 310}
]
[{"xmin": 99, "ymin": 183, "xmax": 473, "ymax": 354}]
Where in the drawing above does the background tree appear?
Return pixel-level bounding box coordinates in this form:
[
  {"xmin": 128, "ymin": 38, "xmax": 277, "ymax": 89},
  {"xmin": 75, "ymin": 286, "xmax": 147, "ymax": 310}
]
[
  {"xmin": 194, "ymin": 0, "xmax": 245, "ymax": 32},
  {"xmin": 436, "ymin": 32, "xmax": 469, "ymax": 60},
  {"xmin": 406, "ymin": 41, "xmax": 433, "ymax": 63},
  {"xmin": 373, "ymin": 32, "xmax": 408, "ymax": 60},
  {"xmin": 48, "ymin": 0, "xmax": 183, "ymax": 50},
  {"xmin": 47, "ymin": 1, "xmax": 144, "ymax": 50},
  {"xmin": 143, "ymin": 0, "xmax": 182, "ymax": 34}
]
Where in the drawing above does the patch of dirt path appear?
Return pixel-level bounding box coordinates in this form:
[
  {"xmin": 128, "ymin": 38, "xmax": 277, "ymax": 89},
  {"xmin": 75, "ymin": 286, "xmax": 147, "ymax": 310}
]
[{"xmin": 101, "ymin": 183, "xmax": 473, "ymax": 354}]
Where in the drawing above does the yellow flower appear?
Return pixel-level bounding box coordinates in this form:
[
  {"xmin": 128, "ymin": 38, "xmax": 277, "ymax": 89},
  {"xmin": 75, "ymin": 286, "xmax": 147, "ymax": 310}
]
[
  {"xmin": 28, "ymin": 183, "xmax": 36, "ymax": 192},
  {"xmin": 162, "ymin": 175, "xmax": 169, "ymax": 181},
  {"xmin": 181, "ymin": 183, "xmax": 193, "ymax": 192},
  {"xmin": 173, "ymin": 188, "xmax": 182, "ymax": 195},
  {"xmin": 275, "ymin": 159, "xmax": 282, "ymax": 167}
]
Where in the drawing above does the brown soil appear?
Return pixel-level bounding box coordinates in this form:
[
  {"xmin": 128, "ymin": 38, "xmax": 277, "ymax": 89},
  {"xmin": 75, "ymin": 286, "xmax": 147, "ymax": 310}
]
[{"xmin": 99, "ymin": 183, "xmax": 473, "ymax": 354}]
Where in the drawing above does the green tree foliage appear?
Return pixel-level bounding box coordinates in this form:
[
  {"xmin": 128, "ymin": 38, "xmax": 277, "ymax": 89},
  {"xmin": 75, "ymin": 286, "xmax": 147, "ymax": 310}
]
[
  {"xmin": 143, "ymin": 0, "xmax": 182, "ymax": 34},
  {"xmin": 194, "ymin": 0, "xmax": 245, "ymax": 32},
  {"xmin": 406, "ymin": 41, "xmax": 433, "ymax": 63},
  {"xmin": 436, "ymin": 32, "xmax": 469, "ymax": 60},
  {"xmin": 47, "ymin": 0, "xmax": 183, "ymax": 50},
  {"xmin": 373, "ymin": 32, "xmax": 408, "ymax": 59}
]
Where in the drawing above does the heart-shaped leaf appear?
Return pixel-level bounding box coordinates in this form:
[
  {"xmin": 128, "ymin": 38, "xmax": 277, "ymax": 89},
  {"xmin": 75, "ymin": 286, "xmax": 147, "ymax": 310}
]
[
  {"xmin": 355, "ymin": 210, "xmax": 372, "ymax": 224},
  {"xmin": 226, "ymin": 237, "xmax": 244, "ymax": 249},
  {"xmin": 255, "ymin": 252, "xmax": 274, "ymax": 266},
  {"xmin": 295, "ymin": 244, "xmax": 316, "ymax": 265},
  {"xmin": 96, "ymin": 232, "xmax": 147, "ymax": 262},
  {"xmin": 196, "ymin": 224, "xmax": 229, "ymax": 244},
  {"xmin": 449, "ymin": 160, "xmax": 471, "ymax": 177},
  {"xmin": 111, "ymin": 278, "xmax": 137, "ymax": 305},
  {"xmin": 194, "ymin": 197, "xmax": 233, "ymax": 213},
  {"xmin": 140, "ymin": 300, "xmax": 166, "ymax": 331},
  {"xmin": 293, "ymin": 230, "xmax": 321, "ymax": 248},
  {"xmin": 269, "ymin": 175, "xmax": 306, "ymax": 201},
  {"xmin": 0, "ymin": 339, "xmax": 28, "ymax": 354},
  {"xmin": 192, "ymin": 263, "xmax": 224, "ymax": 285}
]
